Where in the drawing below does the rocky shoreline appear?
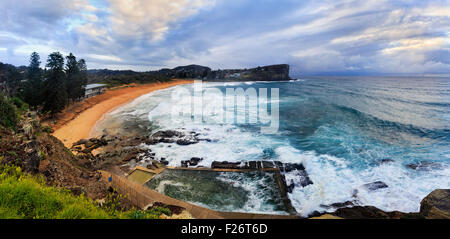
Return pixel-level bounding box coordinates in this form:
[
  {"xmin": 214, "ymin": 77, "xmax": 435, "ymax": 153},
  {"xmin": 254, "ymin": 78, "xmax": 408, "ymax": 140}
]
[{"xmin": 69, "ymin": 128, "xmax": 450, "ymax": 219}]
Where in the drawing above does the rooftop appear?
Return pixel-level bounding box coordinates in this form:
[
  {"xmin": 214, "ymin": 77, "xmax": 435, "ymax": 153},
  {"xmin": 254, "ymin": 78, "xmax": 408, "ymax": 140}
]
[{"xmin": 85, "ymin": 84, "xmax": 106, "ymax": 90}]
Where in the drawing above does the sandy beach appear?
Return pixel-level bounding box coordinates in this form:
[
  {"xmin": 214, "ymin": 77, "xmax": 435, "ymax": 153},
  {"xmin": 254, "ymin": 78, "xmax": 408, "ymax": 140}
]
[{"xmin": 52, "ymin": 80, "xmax": 193, "ymax": 148}]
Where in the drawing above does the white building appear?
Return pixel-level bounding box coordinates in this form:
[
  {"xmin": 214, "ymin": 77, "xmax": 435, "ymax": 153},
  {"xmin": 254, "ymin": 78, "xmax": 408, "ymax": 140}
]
[{"xmin": 84, "ymin": 84, "xmax": 106, "ymax": 98}]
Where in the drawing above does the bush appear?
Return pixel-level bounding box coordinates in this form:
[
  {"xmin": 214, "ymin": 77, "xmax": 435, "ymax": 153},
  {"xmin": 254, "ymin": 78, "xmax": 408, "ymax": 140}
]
[
  {"xmin": 124, "ymin": 207, "xmax": 171, "ymax": 219},
  {"xmin": 0, "ymin": 94, "xmax": 18, "ymax": 130},
  {"xmin": 41, "ymin": 125, "xmax": 54, "ymax": 133},
  {"xmin": 10, "ymin": 97, "xmax": 29, "ymax": 112}
]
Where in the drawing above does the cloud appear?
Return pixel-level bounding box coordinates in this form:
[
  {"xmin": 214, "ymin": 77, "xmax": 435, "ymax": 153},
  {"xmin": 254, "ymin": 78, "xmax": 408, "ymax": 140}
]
[
  {"xmin": 0, "ymin": 0, "xmax": 448, "ymax": 75},
  {"xmin": 106, "ymin": 0, "xmax": 215, "ymax": 41},
  {"xmin": 0, "ymin": 0, "xmax": 87, "ymax": 38}
]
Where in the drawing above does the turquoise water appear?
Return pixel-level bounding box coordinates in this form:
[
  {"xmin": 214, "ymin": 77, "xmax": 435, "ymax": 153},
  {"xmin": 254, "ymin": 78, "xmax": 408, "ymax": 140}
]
[
  {"xmin": 146, "ymin": 170, "xmax": 288, "ymax": 214},
  {"xmin": 95, "ymin": 76, "xmax": 450, "ymax": 216}
]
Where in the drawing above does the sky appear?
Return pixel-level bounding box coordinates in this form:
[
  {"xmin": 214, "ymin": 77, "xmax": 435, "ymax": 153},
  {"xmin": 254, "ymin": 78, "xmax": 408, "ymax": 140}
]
[{"xmin": 0, "ymin": 0, "xmax": 449, "ymax": 76}]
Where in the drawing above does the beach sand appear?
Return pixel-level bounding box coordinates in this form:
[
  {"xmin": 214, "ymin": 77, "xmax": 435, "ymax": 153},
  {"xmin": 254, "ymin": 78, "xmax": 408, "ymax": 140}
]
[{"xmin": 52, "ymin": 80, "xmax": 193, "ymax": 148}]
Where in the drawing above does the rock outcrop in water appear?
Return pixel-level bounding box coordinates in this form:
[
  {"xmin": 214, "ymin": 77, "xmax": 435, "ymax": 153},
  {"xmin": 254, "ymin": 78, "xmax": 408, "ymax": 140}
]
[
  {"xmin": 420, "ymin": 189, "xmax": 450, "ymax": 219},
  {"xmin": 362, "ymin": 181, "xmax": 389, "ymax": 191}
]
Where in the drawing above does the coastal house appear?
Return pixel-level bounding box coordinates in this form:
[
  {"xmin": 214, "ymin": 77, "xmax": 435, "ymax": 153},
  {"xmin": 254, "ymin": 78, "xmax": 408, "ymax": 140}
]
[{"xmin": 84, "ymin": 83, "xmax": 106, "ymax": 98}]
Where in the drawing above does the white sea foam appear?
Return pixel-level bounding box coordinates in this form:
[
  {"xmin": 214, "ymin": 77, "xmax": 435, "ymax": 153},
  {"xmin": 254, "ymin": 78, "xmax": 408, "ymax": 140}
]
[
  {"xmin": 96, "ymin": 81, "xmax": 450, "ymax": 216},
  {"xmin": 287, "ymin": 151, "xmax": 450, "ymax": 216}
]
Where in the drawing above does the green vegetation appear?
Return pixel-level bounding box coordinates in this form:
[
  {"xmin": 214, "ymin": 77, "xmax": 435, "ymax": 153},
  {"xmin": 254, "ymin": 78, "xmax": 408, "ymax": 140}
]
[
  {"xmin": 42, "ymin": 52, "xmax": 68, "ymax": 116},
  {"xmin": 1, "ymin": 52, "xmax": 89, "ymax": 117},
  {"xmin": 99, "ymin": 74, "xmax": 171, "ymax": 88},
  {"xmin": 10, "ymin": 96, "xmax": 28, "ymax": 112},
  {"xmin": 0, "ymin": 93, "xmax": 18, "ymax": 130},
  {"xmin": 0, "ymin": 163, "xmax": 171, "ymax": 219},
  {"xmin": 66, "ymin": 54, "xmax": 88, "ymax": 102},
  {"xmin": 23, "ymin": 52, "xmax": 43, "ymax": 108}
]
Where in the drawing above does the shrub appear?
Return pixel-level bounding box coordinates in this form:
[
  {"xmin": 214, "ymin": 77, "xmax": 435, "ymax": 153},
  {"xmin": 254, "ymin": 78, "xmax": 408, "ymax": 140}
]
[
  {"xmin": 41, "ymin": 125, "xmax": 54, "ymax": 133},
  {"xmin": 0, "ymin": 94, "xmax": 18, "ymax": 130},
  {"xmin": 124, "ymin": 207, "xmax": 171, "ymax": 219},
  {"xmin": 10, "ymin": 97, "xmax": 28, "ymax": 112}
]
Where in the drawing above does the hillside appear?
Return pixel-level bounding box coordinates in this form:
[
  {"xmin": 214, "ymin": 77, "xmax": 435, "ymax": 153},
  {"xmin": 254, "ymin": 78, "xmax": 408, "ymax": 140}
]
[
  {"xmin": 87, "ymin": 64, "xmax": 291, "ymax": 85},
  {"xmin": 0, "ymin": 96, "xmax": 189, "ymax": 219}
]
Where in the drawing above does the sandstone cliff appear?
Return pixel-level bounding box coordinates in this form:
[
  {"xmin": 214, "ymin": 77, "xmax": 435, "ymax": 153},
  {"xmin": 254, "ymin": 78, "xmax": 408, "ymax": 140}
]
[{"xmin": 207, "ymin": 64, "xmax": 291, "ymax": 81}]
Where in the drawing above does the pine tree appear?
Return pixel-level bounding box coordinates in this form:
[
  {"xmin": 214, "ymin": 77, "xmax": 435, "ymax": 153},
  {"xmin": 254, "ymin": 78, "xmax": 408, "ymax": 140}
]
[
  {"xmin": 42, "ymin": 52, "xmax": 67, "ymax": 116},
  {"xmin": 23, "ymin": 52, "xmax": 43, "ymax": 108},
  {"xmin": 65, "ymin": 53, "xmax": 81, "ymax": 102},
  {"xmin": 77, "ymin": 59, "xmax": 88, "ymax": 99}
]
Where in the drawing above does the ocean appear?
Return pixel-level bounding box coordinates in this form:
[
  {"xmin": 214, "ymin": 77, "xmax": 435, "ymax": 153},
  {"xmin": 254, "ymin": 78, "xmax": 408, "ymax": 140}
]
[{"xmin": 93, "ymin": 76, "xmax": 450, "ymax": 216}]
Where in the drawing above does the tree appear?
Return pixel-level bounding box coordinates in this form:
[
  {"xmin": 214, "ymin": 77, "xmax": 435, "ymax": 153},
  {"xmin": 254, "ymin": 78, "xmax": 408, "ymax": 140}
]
[
  {"xmin": 65, "ymin": 54, "xmax": 88, "ymax": 101},
  {"xmin": 65, "ymin": 53, "xmax": 81, "ymax": 102},
  {"xmin": 42, "ymin": 52, "xmax": 67, "ymax": 116},
  {"xmin": 77, "ymin": 59, "xmax": 88, "ymax": 99},
  {"xmin": 23, "ymin": 52, "xmax": 43, "ymax": 108},
  {"xmin": 0, "ymin": 63, "xmax": 23, "ymax": 97}
]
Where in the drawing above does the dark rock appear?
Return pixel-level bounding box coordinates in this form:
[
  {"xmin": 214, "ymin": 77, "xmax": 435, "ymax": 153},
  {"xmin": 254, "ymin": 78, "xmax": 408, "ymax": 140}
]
[
  {"xmin": 273, "ymin": 161, "xmax": 283, "ymax": 168},
  {"xmin": 405, "ymin": 161, "xmax": 441, "ymax": 171},
  {"xmin": 287, "ymin": 180, "xmax": 295, "ymax": 193},
  {"xmin": 189, "ymin": 157, "xmax": 203, "ymax": 166},
  {"xmin": 320, "ymin": 201, "xmax": 354, "ymax": 209},
  {"xmin": 160, "ymin": 158, "xmax": 169, "ymax": 165},
  {"xmin": 248, "ymin": 161, "xmax": 257, "ymax": 169},
  {"xmin": 255, "ymin": 161, "xmax": 262, "ymax": 169},
  {"xmin": 152, "ymin": 130, "xmax": 183, "ymax": 138},
  {"xmin": 363, "ymin": 181, "xmax": 388, "ymax": 191},
  {"xmin": 82, "ymin": 147, "xmax": 94, "ymax": 154},
  {"xmin": 144, "ymin": 138, "xmax": 159, "ymax": 145},
  {"xmin": 84, "ymin": 140, "xmax": 96, "ymax": 148},
  {"xmin": 331, "ymin": 206, "xmax": 392, "ymax": 219},
  {"xmin": 262, "ymin": 161, "xmax": 275, "ymax": 168},
  {"xmin": 283, "ymin": 163, "xmax": 305, "ymax": 173},
  {"xmin": 297, "ymin": 171, "xmax": 313, "ymax": 187},
  {"xmin": 420, "ymin": 189, "xmax": 450, "ymax": 219},
  {"xmin": 211, "ymin": 161, "xmax": 241, "ymax": 169},
  {"xmin": 176, "ymin": 138, "xmax": 198, "ymax": 145},
  {"xmin": 380, "ymin": 158, "xmax": 394, "ymax": 163},
  {"xmin": 181, "ymin": 160, "xmax": 189, "ymax": 167},
  {"xmin": 308, "ymin": 211, "xmax": 322, "ymax": 218},
  {"xmin": 73, "ymin": 139, "xmax": 89, "ymax": 147}
]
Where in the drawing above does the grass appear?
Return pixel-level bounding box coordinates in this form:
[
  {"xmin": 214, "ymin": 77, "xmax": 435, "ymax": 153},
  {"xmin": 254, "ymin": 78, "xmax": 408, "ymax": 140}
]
[{"xmin": 0, "ymin": 163, "xmax": 171, "ymax": 219}]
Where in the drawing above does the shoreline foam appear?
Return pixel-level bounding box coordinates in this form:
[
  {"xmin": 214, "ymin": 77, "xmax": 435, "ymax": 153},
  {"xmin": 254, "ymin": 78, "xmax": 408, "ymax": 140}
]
[{"xmin": 53, "ymin": 80, "xmax": 193, "ymax": 148}]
